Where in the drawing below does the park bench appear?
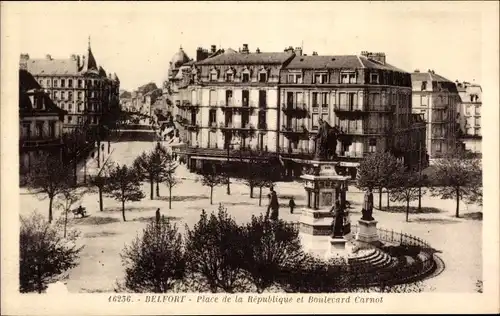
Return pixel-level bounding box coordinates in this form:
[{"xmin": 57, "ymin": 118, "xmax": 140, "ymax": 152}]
[{"xmin": 72, "ymin": 206, "xmax": 87, "ymax": 218}]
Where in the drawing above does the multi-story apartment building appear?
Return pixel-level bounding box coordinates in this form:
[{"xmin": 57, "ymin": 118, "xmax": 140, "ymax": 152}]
[
  {"xmin": 167, "ymin": 45, "xmax": 426, "ymax": 178},
  {"xmin": 279, "ymin": 51, "xmax": 425, "ymax": 177},
  {"xmin": 19, "ymin": 39, "xmax": 120, "ymax": 135},
  {"xmin": 456, "ymin": 81, "xmax": 482, "ymax": 153},
  {"xmin": 411, "ymin": 70, "xmax": 460, "ymax": 159},
  {"xmin": 19, "ymin": 69, "xmax": 66, "ymax": 181}
]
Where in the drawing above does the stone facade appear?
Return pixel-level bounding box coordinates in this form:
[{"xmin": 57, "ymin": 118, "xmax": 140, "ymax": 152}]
[
  {"xmin": 19, "ymin": 69, "xmax": 66, "ymax": 180},
  {"xmin": 411, "ymin": 70, "xmax": 460, "ymax": 159},
  {"xmin": 164, "ymin": 45, "xmax": 428, "ymax": 178},
  {"xmin": 456, "ymin": 81, "xmax": 482, "ymax": 153},
  {"xmin": 19, "ymin": 39, "xmax": 120, "ymax": 134}
]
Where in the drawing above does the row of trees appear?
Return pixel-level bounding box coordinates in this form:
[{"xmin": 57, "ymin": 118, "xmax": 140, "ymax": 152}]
[
  {"xmin": 119, "ymin": 204, "xmax": 424, "ymax": 293},
  {"xmin": 356, "ymin": 148, "xmax": 482, "ymax": 220}
]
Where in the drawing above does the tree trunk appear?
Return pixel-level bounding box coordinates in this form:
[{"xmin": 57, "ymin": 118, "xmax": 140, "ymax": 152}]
[
  {"xmin": 150, "ymin": 179, "xmax": 154, "ymax": 200},
  {"xmin": 378, "ymin": 188, "xmax": 382, "ymax": 210},
  {"xmin": 210, "ymin": 186, "xmax": 213, "ymax": 204},
  {"xmin": 99, "ymin": 187, "xmax": 103, "ymax": 212},
  {"xmin": 122, "ymin": 200, "xmax": 126, "ymax": 221},
  {"xmin": 259, "ymin": 187, "xmax": 262, "ymax": 206},
  {"xmin": 387, "ymin": 191, "xmax": 390, "ymax": 209},
  {"xmin": 250, "ymin": 185, "xmax": 254, "ymax": 198},
  {"xmin": 48, "ymin": 196, "xmax": 54, "ymax": 223},
  {"xmin": 406, "ymin": 198, "xmax": 410, "ymax": 222},
  {"xmin": 169, "ymin": 186, "xmax": 172, "ymax": 209},
  {"xmin": 64, "ymin": 206, "xmax": 68, "ymax": 238},
  {"xmin": 455, "ymin": 187, "xmax": 460, "ymax": 218},
  {"xmin": 156, "ymin": 181, "xmax": 160, "ymax": 197},
  {"xmin": 418, "ymin": 186, "xmax": 422, "ymax": 211},
  {"xmin": 226, "ymin": 177, "xmax": 231, "ymax": 195}
]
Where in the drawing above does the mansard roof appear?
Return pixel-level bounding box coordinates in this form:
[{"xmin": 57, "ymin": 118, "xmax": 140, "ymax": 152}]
[{"xmin": 196, "ymin": 51, "xmax": 294, "ymax": 66}]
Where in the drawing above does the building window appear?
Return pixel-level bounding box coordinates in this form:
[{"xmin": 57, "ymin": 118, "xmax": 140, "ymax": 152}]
[
  {"xmin": 312, "ymin": 113, "xmax": 319, "ymax": 129},
  {"xmin": 242, "ymin": 72, "xmax": 250, "ymax": 83},
  {"xmin": 68, "ymin": 103, "xmax": 73, "ymax": 111},
  {"xmin": 421, "ymin": 81, "xmax": 427, "ymax": 91},
  {"xmin": 210, "ymin": 70, "xmax": 218, "ymax": 82},
  {"xmin": 22, "ymin": 123, "xmax": 31, "ymax": 140},
  {"xmin": 370, "ymin": 73, "xmax": 379, "ymax": 84},
  {"xmin": 314, "ymin": 73, "xmax": 328, "ymax": 84},
  {"xmin": 421, "ymin": 95, "xmax": 427, "ymax": 106},
  {"xmin": 78, "ymin": 80, "xmax": 82, "ymax": 88},
  {"xmin": 340, "ymin": 72, "xmax": 356, "ymax": 84},
  {"xmin": 68, "ymin": 116, "xmax": 72, "ymax": 123},
  {"xmin": 53, "ymin": 79, "xmax": 58, "ymax": 88},
  {"xmin": 322, "ymin": 93, "xmax": 328, "ymax": 107},
  {"xmin": 68, "ymin": 91, "xmax": 73, "ymax": 101},
  {"xmin": 226, "ymin": 73, "xmax": 233, "ymax": 82},
  {"xmin": 259, "ymin": 90, "xmax": 267, "ymax": 108},
  {"xmin": 36, "ymin": 122, "xmax": 44, "ymax": 138},
  {"xmin": 208, "ymin": 109, "xmax": 217, "ymax": 126},
  {"xmin": 61, "ymin": 79, "xmax": 65, "ymax": 88},
  {"xmin": 54, "ymin": 91, "xmax": 59, "ymax": 100},
  {"xmin": 312, "ymin": 92, "xmax": 319, "ymax": 107},
  {"xmin": 48, "ymin": 122, "xmax": 55, "ymax": 138},
  {"xmin": 225, "ymin": 90, "xmax": 233, "ymax": 106},
  {"xmin": 258, "ymin": 110, "xmax": 266, "ymax": 129},
  {"xmin": 348, "ymin": 93, "xmax": 356, "ymax": 110},
  {"xmin": 78, "ymin": 92, "xmax": 82, "ymax": 100},
  {"xmin": 46, "ymin": 80, "xmax": 51, "ymax": 87},
  {"xmin": 209, "ymin": 90, "xmax": 217, "ymax": 106},
  {"xmin": 259, "ymin": 72, "xmax": 267, "ymax": 83},
  {"xmin": 78, "ymin": 103, "xmax": 83, "ymax": 112},
  {"xmin": 34, "ymin": 95, "xmax": 43, "ymax": 109},
  {"xmin": 68, "ymin": 79, "xmax": 73, "ymax": 88},
  {"xmin": 288, "ymin": 73, "xmax": 302, "ymax": 84},
  {"xmin": 242, "ymin": 90, "xmax": 249, "ymax": 107},
  {"xmin": 368, "ymin": 138, "xmax": 377, "ymax": 153}
]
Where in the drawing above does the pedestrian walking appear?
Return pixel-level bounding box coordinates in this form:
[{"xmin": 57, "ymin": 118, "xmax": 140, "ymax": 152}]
[
  {"xmin": 267, "ymin": 186, "xmax": 280, "ymax": 220},
  {"xmin": 289, "ymin": 196, "xmax": 296, "ymax": 214}
]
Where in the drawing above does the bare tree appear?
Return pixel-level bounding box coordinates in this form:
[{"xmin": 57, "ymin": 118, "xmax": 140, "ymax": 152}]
[
  {"xmin": 87, "ymin": 158, "xmax": 115, "ymax": 212},
  {"xmin": 255, "ymin": 167, "xmax": 276, "ymax": 206},
  {"xmin": 356, "ymin": 151, "xmax": 400, "ymax": 210},
  {"xmin": 430, "ymin": 149, "xmax": 482, "ymax": 217},
  {"xmin": 20, "ymin": 211, "xmax": 83, "ymax": 293},
  {"xmin": 54, "ymin": 187, "xmax": 82, "ymax": 238},
  {"xmin": 390, "ymin": 167, "xmax": 425, "ymax": 222},
  {"xmin": 26, "ymin": 152, "xmax": 72, "ymax": 223},
  {"xmin": 163, "ymin": 156, "xmax": 180, "ymax": 210},
  {"xmin": 107, "ymin": 164, "xmax": 145, "ymax": 221},
  {"xmin": 198, "ymin": 165, "xmax": 226, "ymax": 205},
  {"xmin": 120, "ymin": 216, "xmax": 185, "ymax": 292}
]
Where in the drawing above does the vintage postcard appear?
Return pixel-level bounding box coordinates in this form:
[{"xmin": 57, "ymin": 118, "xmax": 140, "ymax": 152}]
[{"xmin": 1, "ymin": 1, "xmax": 499, "ymax": 315}]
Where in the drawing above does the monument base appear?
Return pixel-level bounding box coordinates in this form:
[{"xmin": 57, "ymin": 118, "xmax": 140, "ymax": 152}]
[
  {"xmin": 356, "ymin": 219, "xmax": 379, "ymax": 243},
  {"xmin": 324, "ymin": 237, "xmax": 348, "ymax": 261},
  {"xmin": 299, "ymin": 208, "xmax": 333, "ymax": 236}
]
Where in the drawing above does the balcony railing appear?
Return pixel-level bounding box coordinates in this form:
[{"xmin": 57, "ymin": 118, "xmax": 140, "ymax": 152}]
[
  {"xmin": 20, "ymin": 138, "xmax": 63, "ymax": 148},
  {"xmin": 334, "ymin": 105, "xmax": 393, "ymax": 113}
]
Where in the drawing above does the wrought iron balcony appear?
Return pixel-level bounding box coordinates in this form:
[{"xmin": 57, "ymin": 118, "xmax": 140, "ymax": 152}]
[
  {"xmin": 20, "ymin": 137, "xmax": 63, "ymax": 148},
  {"xmin": 282, "ymin": 103, "xmax": 308, "ymax": 116}
]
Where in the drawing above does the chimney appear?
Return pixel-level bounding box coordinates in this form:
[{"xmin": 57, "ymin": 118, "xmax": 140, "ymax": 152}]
[
  {"xmin": 46, "ymin": 54, "xmax": 52, "ymax": 60},
  {"xmin": 196, "ymin": 47, "xmax": 205, "ymax": 62},
  {"xmin": 19, "ymin": 54, "xmax": 30, "ymax": 70},
  {"xmin": 256, "ymin": 48, "xmax": 261, "ymax": 53},
  {"xmin": 414, "ymin": 69, "xmax": 420, "ymax": 73},
  {"xmin": 211, "ymin": 45, "xmax": 216, "ymax": 53},
  {"xmin": 295, "ymin": 47, "xmax": 302, "ymax": 56},
  {"xmin": 312, "ymin": 51, "xmax": 318, "ymax": 56},
  {"xmin": 242, "ymin": 44, "xmax": 249, "ymax": 54},
  {"xmin": 361, "ymin": 51, "xmax": 386, "ymax": 65}
]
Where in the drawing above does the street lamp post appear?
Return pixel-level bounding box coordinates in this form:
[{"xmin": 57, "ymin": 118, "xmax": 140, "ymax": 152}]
[{"xmin": 225, "ymin": 139, "xmax": 239, "ymax": 195}]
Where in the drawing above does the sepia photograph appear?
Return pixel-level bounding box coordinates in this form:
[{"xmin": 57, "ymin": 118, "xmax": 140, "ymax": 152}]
[{"xmin": 1, "ymin": 1, "xmax": 499, "ymax": 315}]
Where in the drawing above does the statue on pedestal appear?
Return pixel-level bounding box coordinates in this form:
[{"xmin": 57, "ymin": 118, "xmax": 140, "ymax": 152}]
[
  {"xmin": 313, "ymin": 118, "xmax": 340, "ymax": 161},
  {"xmin": 361, "ymin": 188, "xmax": 374, "ymax": 221}
]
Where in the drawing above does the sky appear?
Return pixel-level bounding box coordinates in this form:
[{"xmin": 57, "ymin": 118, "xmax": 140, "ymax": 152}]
[{"xmin": 4, "ymin": 1, "xmax": 490, "ymax": 91}]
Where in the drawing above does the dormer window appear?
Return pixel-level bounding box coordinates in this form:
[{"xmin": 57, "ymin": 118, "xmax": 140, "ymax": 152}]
[
  {"xmin": 370, "ymin": 73, "xmax": 379, "ymax": 84},
  {"xmin": 226, "ymin": 69, "xmax": 234, "ymax": 82},
  {"xmin": 210, "ymin": 69, "xmax": 218, "ymax": 82},
  {"xmin": 242, "ymin": 73, "xmax": 250, "ymax": 83},
  {"xmin": 259, "ymin": 72, "xmax": 267, "ymax": 83},
  {"xmin": 340, "ymin": 71, "xmax": 356, "ymax": 84},
  {"xmin": 313, "ymin": 73, "xmax": 328, "ymax": 84},
  {"xmin": 287, "ymin": 73, "xmax": 303, "ymax": 84},
  {"xmin": 421, "ymin": 81, "xmax": 427, "ymax": 91}
]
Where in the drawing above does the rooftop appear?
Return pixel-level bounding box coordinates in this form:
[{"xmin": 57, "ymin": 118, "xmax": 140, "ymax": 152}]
[
  {"xmin": 196, "ymin": 51, "xmax": 294, "ymax": 65},
  {"xmin": 411, "ymin": 70, "xmax": 453, "ymax": 83},
  {"xmin": 285, "ymin": 55, "xmax": 406, "ymax": 72}
]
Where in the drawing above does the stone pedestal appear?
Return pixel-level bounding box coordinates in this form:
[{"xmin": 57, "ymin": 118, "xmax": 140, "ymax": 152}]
[
  {"xmin": 324, "ymin": 237, "xmax": 348, "ymax": 260},
  {"xmin": 356, "ymin": 219, "xmax": 379, "ymax": 243}
]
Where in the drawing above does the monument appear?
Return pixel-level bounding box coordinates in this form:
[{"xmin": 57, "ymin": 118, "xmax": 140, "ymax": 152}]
[
  {"xmin": 298, "ymin": 118, "xmax": 351, "ymax": 258},
  {"xmin": 356, "ymin": 188, "xmax": 379, "ymax": 244}
]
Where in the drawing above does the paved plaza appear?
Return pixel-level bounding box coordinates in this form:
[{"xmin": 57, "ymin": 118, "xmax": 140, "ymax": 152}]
[{"xmin": 19, "ymin": 141, "xmax": 482, "ymax": 293}]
